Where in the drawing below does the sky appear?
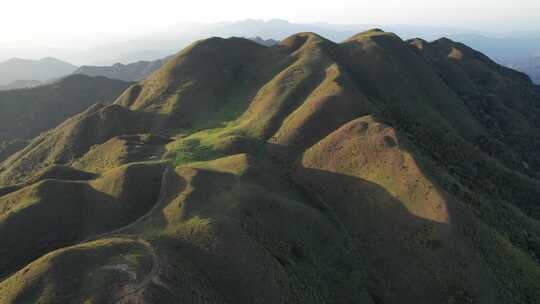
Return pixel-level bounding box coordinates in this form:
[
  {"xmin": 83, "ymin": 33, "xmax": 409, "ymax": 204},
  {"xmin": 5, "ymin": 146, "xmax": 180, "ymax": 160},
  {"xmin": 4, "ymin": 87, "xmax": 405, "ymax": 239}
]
[{"xmin": 1, "ymin": 0, "xmax": 539, "ymax": 49}]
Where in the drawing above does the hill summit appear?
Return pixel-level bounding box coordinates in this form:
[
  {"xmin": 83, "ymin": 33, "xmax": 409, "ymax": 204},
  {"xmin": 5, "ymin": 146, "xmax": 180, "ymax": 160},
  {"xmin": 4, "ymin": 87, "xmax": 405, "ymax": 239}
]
[{"xmin": 1, "ymin": 30, "xmax": 540, "ymax": 303}]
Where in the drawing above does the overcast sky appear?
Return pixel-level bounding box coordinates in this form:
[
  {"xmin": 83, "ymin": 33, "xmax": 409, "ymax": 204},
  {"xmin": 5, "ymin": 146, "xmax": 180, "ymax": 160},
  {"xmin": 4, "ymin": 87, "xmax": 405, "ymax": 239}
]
[{"xmin": 2, "ymin": 0, "xmax": 539, "ymax": 49}]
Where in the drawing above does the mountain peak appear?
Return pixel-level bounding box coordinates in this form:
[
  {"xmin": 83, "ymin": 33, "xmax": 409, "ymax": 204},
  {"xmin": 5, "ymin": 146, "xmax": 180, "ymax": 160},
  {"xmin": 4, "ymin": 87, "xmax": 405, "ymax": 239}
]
[
  {"xmin": 115, "ymin": 35, "xmax": 266, "ymax": 121},
  {"xmin": 425, "ymin": 37, "xmax": 487, "ymax": 61},
  {"xmin": 40, "ymin": 57, "xmax": 66, "ymax": 63},
  {"xmin": 344, "ymin": 28, "xmax": 400, "ymax": 43},
  {"xmin": 407, "ymin": 38, "xmax": 429, "ymax": 50},
  {"xmin": 278, "ymin": 32, "xmax": 330, "ymax": 51}
]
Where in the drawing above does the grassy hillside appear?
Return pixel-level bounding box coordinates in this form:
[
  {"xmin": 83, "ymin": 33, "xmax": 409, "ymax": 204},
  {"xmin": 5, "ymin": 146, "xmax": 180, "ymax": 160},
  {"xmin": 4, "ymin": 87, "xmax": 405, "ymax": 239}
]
[
  {"xmin": 0, "ymin": 163, "xmax": 164, "ymax": 279},
  {"xmin": 1, "ymin": 30, "xmax": 540, "ymax": 303},
  {"xmin": 0, "ymin": 75, "xmax": 130, "ymax": 162}
]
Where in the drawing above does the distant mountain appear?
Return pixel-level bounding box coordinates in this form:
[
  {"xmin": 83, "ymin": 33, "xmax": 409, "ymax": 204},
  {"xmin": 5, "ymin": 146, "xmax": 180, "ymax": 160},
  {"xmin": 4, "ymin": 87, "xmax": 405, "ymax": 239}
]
[
  {"xmin": 249, "ymin": 36, "xmax": 279, "ymax": 46},
  {"xmin": 63, "ymin": 19, "xmax": 362, "ymax": 64},
  {"xmin": 68, "ymin": 20, "xmax": 540, "ymax": 65},
  {"xmin": 452, "ymin": 33, "xmax": 540, "ymax": 58},
  {"xmin": 2, "ymin": 31, "xmax": 540, "ymax": 303},
  {"xmin": 0, "ymin": 74, "xmax": 130, "ymax": 161},
  {"xmin": 497, "ymin": 56, "xmax": 540, "ymax": 84},
  {"xmin": 74, "ymin": 57, "xmax": 172, "ymax": 82},
  {"xmin": 4, "ymin": 20, "xmax": 540, "ymax": 73},
  {"xmin": 0, "ymin": 57, "xmax": 77, "ymax": 85}
]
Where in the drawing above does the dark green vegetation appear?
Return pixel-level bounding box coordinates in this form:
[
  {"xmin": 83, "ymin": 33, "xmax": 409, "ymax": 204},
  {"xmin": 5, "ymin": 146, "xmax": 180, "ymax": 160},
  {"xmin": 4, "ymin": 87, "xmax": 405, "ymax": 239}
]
[
  {"xmin": 0, "ymin": 74, "xmax": 131, "ymax": 162},
  {"xmin": 1, "ymin": 30, "xmax": 540, "ymax": 303}
]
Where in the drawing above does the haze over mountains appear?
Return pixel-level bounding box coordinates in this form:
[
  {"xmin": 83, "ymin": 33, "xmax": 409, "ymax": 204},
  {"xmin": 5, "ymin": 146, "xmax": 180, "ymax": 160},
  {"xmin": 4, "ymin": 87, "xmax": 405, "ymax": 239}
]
[
  {"xmin": 2, "ymin": 20, "xmax": 540, "ymax": 85},
  {"xmin": 2, "ymin": 20, "xmax": 540, "ymax": 65},
  {"xmin": 0, "ymin": 57, "xmax": 77, "ymax": 86},
  {"xmin": 74, "ymin": 58, "xmax": 172, "ymax": 82},
  {"xmin": 0, "ymin": 80, "xmax": 44, "ymax": 91},
  {"xmin": 1, "ymin": 27, "xmax": 540, "ymax": 303}
]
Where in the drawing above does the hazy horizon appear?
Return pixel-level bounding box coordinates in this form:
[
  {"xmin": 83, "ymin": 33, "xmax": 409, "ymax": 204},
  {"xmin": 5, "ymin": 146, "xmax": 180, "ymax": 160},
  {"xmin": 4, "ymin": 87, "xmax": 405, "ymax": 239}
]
[
  {"xmin": 2, "ymin": 0, "xmax": 540, "ymax": 66},
  {"xmin": 3, "ymin": 0, "xmax": 539, "ymax": 48}
]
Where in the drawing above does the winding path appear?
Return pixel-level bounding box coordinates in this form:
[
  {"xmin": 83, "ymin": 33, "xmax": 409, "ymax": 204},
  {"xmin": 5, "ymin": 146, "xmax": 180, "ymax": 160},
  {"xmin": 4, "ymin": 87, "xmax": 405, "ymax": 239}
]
[{"xmin": 0, "ymin": 166, "xmax": 174, "ymax": 300}]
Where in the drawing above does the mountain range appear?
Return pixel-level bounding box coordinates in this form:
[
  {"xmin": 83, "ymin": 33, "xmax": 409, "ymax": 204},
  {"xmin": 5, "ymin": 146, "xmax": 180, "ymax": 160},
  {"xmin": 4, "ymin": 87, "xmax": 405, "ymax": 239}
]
[
  {"xmin": 3, "ymin": 19, "xmax": 540, "ymax": 66},
  {"xmin": 1, "ymin": 29, "xmax": 540, "ymax": 303},
  {"xmin": 74, "ymin": 58, "xmax": 171, "ymax": 82},
  {"xmin": 0, "ymin": 57, "xmax": 77, "ymax": 86}
]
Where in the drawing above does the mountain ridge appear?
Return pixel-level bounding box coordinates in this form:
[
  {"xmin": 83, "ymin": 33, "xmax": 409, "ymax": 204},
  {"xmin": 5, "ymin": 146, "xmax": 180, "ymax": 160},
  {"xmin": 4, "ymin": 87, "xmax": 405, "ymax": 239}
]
[{"xmin": 74, "ymin": 58, "xmax": 172, "ymax": 82}]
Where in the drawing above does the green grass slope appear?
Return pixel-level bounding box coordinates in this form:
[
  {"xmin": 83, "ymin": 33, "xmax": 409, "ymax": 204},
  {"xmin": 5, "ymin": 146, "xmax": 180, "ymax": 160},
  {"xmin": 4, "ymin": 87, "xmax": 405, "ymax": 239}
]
[
  {"xmin": 1, "ymin": 30, "xmax": 540, "ymax": 303},
  {"xmin": 0, "ymin": 162, "xmax": 165, "ymax": 279},
  {"xmin": 0, "ymin": 75, "xmax": 130, "ymax": 161},
  {"xmin": 0, "ymin": 103, "xmax": 151, "ymax": 185}
]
